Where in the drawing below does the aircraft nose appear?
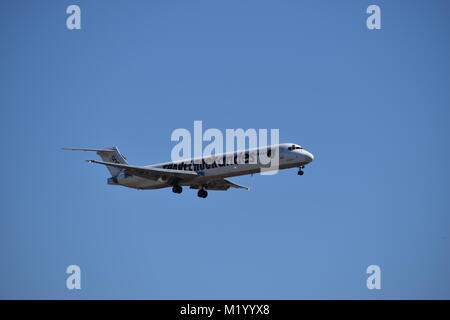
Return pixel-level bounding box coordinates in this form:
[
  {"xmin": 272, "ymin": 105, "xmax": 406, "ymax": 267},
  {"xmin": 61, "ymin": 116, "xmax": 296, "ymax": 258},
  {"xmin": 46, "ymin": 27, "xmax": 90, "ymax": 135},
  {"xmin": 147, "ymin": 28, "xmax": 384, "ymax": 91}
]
[{"xmin": 304, "ymin": 151, "xmax": 314, "ymax": 163}]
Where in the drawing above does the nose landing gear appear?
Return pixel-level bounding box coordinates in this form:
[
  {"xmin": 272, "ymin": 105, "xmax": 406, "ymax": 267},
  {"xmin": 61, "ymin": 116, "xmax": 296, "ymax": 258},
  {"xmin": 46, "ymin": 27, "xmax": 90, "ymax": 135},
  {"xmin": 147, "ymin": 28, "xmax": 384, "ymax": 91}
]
[{"xmin": 297, "ymin": 165, "xmax": 305, "ymax": 176}]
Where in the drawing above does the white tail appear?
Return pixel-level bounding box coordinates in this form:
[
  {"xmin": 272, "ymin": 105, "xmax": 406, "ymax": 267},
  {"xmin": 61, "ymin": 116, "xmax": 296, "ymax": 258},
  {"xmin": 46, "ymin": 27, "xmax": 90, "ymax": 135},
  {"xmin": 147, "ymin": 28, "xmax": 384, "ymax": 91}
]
[{"xmin": 63, "ymin": 147, "xmax": 128, "ymax": 176}]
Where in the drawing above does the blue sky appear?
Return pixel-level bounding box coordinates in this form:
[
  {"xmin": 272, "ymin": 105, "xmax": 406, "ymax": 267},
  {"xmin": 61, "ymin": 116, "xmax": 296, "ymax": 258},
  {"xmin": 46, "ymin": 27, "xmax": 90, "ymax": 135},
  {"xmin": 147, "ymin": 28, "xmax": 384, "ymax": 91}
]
[{"xmin": 1, "ymin": 0, "xmax": 449, "ymax": 299}]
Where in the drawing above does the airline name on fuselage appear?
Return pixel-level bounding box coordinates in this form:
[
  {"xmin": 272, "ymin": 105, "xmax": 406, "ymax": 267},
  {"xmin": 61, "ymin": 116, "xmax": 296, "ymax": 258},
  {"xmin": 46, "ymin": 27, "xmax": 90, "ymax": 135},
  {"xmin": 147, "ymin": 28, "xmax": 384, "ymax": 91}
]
[{"xmin": 162, "ymin": 148, "xmax": 273, "ymax": 171}]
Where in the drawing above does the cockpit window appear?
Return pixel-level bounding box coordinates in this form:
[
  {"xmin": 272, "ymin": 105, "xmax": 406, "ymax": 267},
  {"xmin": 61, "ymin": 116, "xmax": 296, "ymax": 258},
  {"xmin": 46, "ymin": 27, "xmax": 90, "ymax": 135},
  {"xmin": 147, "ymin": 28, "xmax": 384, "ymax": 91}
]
[{"xmin": 288, "ymin": 145, "xmax": 303, "ymax": 150}]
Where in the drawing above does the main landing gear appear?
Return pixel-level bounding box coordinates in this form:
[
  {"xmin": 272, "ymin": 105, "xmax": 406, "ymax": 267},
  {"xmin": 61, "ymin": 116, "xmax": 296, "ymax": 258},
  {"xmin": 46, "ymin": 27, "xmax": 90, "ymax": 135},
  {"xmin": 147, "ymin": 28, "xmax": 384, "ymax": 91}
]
[
  {"xmin": 172, "ymin": 185, "xmax": 183, "ymax": 194},
  {"xmin": 197, "ymin": 189, "xmax": 208, "ymax": 198},
  {"xmin": 298, "ymin": 165, "xmax": 305, "ymax": 176},
  {"xmin": 172, "ymin": 185, "xmax": 208, "ymax": 198}
]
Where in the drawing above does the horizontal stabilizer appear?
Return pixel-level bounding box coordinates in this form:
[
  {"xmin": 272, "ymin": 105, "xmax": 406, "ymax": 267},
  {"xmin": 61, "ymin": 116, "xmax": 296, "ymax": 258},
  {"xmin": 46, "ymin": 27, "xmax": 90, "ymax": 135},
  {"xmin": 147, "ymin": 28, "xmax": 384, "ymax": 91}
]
[
  {"xmin": 62, "ymin": 147, "xmax": 116, "ymax": 152},
  {"xmin": 64, "ymin": 146, "xmax": 128, "ymax": 176}
]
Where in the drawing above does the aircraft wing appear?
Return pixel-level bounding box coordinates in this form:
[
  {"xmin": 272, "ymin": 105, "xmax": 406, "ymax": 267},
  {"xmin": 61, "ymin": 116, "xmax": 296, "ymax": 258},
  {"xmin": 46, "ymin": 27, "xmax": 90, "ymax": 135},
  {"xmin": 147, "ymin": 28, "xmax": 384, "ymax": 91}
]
[
  {"xmin": 87, "ymin": 160, "xmax": 249, "ymax": 191},
  {"xmin": 189, "ymin": 178, "xmax": 250, "ymax": 191},
  {"xmin": 86, "ymin": 160, "xmax": 198, "ymax": 181}
]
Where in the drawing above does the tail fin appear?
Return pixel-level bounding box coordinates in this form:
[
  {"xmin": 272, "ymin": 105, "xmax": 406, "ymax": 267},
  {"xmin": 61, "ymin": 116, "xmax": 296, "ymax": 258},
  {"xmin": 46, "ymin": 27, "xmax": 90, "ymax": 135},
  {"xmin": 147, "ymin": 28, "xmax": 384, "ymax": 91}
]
[{"xmin": 63, "ymin": 147, "xmax": 128, "ymax": 176}]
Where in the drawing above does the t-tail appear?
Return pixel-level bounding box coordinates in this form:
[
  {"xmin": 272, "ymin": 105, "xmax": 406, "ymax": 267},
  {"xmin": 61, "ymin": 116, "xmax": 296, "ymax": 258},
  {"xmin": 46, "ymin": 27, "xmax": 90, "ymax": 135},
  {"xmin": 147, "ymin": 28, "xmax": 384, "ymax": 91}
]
[{"xmin": 63, "ymin": 147, "xmax": 128, "ymax": 176}]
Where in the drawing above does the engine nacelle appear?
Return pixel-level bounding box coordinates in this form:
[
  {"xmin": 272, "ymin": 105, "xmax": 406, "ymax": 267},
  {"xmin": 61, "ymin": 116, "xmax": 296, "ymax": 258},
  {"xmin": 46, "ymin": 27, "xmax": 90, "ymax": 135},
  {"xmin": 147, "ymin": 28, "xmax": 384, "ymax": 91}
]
[{"xmin": 107, "ymin": 171, "xmax": 130, "ymax": 185}]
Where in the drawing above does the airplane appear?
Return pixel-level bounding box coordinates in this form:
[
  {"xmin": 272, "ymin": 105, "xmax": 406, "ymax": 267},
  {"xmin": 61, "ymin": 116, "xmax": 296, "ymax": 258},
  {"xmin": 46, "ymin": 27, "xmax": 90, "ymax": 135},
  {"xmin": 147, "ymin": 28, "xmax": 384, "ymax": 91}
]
[{"xmin": 64, "ymin": 143, "xmax": 314, "ymax": 198}]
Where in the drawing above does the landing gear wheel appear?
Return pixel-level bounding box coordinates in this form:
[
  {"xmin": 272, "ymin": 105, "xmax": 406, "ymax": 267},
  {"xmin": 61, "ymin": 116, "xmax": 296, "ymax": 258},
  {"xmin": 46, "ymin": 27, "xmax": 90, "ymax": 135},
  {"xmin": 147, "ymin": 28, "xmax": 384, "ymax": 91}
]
[
  {"xmin": 298, "ymin": 169, "xmax": 304, "ymax": 176},
  {"xmin": 197, "ymin": 189, "xmax": 208, "ymax": 198},
  {"xmin": 172, "ymin": 185, "xmax": 182, "ymax": 194}
]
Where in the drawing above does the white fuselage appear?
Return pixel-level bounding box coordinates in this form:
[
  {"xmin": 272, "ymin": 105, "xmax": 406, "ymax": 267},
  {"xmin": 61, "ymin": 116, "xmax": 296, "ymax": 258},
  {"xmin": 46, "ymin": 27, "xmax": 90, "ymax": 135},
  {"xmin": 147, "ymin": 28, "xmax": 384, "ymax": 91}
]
[{"xmin": 110, "ymin": 143, "xmax": 314, "ymax": 189}]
